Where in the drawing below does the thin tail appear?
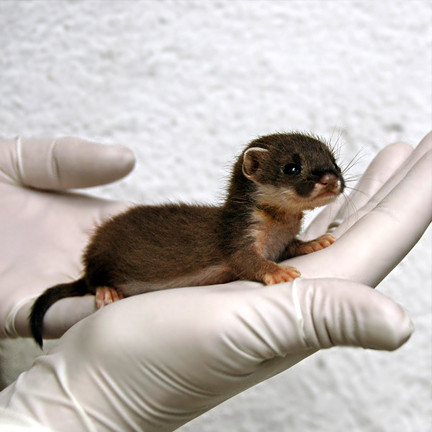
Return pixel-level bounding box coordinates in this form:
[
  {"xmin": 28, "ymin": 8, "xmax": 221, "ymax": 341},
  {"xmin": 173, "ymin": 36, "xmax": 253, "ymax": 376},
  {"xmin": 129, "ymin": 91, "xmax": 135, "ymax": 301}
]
[{"xmin": 30, "ymin": 278, "xmax": 88, "ymax": 348}]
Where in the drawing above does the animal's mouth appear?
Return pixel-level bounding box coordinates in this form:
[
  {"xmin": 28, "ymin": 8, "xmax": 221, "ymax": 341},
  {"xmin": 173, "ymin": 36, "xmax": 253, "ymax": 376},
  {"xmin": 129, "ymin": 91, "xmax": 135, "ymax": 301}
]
[
  {"xmin": 300, "ymin": 179, "xmax": 343, "ymax": 208},
  {"xmin": 315, "ymin": 188, "xmax": 341, "ymax": 200}
]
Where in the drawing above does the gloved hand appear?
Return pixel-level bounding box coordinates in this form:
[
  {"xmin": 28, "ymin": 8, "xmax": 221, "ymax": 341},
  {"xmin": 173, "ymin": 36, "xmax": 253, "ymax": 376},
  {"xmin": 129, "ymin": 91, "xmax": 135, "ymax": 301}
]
[
  {"xmin": 0, "ymin": 136, "xmax": 135, "ymax": 338},
  {"xmin": 0, "ymin": 132, "xmax": 430, "ymax": 432}
]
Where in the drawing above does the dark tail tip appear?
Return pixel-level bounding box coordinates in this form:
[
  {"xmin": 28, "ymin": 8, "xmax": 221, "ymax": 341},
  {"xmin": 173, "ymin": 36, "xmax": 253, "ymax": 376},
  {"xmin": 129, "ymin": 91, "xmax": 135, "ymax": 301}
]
[{"xmin": 29, "ymin": 278, "xmax": 88, "ymax": 348}]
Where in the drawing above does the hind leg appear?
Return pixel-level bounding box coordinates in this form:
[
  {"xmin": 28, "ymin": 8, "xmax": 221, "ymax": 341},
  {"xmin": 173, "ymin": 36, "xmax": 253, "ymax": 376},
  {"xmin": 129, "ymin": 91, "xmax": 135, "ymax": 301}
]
[{"xmin": 95, "ymin": 287, "xmax": 124, "ymax": 308}]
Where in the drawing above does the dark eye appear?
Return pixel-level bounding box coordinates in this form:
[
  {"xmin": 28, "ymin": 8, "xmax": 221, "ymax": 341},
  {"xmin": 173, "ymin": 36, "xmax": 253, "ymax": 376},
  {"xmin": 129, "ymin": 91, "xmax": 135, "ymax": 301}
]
[{"xmin": 282, "ymin": 163, "xmax": 302, "ymax": 175}]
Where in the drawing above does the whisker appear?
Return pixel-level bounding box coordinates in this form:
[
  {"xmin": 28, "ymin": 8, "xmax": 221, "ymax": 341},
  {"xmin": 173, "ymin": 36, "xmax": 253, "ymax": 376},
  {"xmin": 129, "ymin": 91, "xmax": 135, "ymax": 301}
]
[
  {"xmin": 327, "ymin": 128, "xmax": 344, "ymax": 160},
  {"xmin": 341, "ymin": 148, "xmax": 365, "ymax": 175},
  {"xmin": 339, "ymin": 191, "xmax": 360, "ymax": 222},
  {"xmin": 344, "ymin": 186, "xmax": 369, "ymax": 198},
  {"xmin": 343, "ymin": 175, "xmax": 362, "ymax": 183}
]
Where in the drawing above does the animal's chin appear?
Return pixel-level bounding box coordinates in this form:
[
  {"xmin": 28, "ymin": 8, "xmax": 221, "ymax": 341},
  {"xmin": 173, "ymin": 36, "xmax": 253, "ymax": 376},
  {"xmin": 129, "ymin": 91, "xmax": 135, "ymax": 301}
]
[
  {"xmin": 300, "ymin": 190, "xmax": 340, "ymax": 210},
  {"xmin": 315, "ymin": 190, "xmax": 340, "ymax": 201}
]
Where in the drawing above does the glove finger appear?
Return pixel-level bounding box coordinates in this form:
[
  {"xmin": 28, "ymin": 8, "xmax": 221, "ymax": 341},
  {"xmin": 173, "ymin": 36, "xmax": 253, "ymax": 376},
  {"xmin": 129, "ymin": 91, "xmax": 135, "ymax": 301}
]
[
  {"xmin": 12, "ymin": 297, "xmax": 97, "ymax": 340},
  {"xmin": 231, "ymin": 278, "xmax": 413, "ymax": 389},
  {"xmin": 334, "ymin": 150, "xmax": 432, "ymax": 287},
  {"xmin": 365, "ymin": 131, "xmax": 431, "ymax": 209},
  {"xmin": 304, "ymin": 141, "xmax": 413, "ymax": 240},
  {"xmin": 0, "ymin": 137, "xmax": 135, "ymax": 190},
  {"xmin": 333, "ymin": 131, "xmax": 432, "ymax": 237},
  {"xmin": 4, "ymin": 198, "xmax": 132, "ymax": 339},
  {"xmin": 292, "ymin": 278, "xmax": 412, "ymax": 350},
  {"xmin": 224, "ymin": 279, "xmax": 412, "ymax": 366},
  {"xmin": 288, "ymin": 149, "xmax": 432, "ymax": 286},
  {"xmin": 0, "ymin": 278, "xmax": 412, "ymax": 432}
]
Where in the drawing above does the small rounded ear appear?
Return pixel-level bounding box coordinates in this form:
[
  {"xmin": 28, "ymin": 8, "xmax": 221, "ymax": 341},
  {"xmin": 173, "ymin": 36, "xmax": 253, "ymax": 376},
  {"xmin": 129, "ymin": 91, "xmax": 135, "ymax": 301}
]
[{"xmin": 242, "ymin": 147, "xmax": 269, "ymax": 181}]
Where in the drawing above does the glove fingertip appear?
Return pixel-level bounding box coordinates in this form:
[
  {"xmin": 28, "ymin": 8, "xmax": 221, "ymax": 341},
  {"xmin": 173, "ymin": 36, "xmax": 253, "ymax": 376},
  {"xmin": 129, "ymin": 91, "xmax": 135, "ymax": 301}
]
[
  {"xmin": 298, "ymin": 280, "xmax": 414, "ymax": 352},
  {"xmin": 100, "ymin": 144, "xmax": 136, "ymax": 180},
  {"xmin": 368, "ymin": 299, "xmax": 414, "ymax": 351},
  {"xmin": 52, "ymin": 137, "xmax": 137, "ymax": 189}
]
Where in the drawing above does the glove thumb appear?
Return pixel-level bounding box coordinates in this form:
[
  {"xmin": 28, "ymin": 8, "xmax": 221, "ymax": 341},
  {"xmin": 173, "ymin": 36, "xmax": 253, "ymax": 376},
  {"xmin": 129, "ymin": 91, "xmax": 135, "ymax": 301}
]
[{"xmin": 293, "ymin": 278, "xmax": 413, "ymax": 351}]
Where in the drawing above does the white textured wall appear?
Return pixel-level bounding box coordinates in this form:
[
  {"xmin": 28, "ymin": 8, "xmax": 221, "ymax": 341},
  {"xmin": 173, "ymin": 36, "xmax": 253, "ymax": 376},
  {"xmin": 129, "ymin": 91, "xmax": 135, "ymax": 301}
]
[{"xmin": 0, "ymin": 1, "xmax": 431, "ymax": 431}]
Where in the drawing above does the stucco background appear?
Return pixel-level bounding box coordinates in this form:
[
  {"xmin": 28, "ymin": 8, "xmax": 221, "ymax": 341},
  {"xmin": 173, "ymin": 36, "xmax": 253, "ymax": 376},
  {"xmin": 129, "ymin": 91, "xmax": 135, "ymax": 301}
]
[{"xmin": 0, "ymin": 1, "xmax": 431, "ymax": 431}]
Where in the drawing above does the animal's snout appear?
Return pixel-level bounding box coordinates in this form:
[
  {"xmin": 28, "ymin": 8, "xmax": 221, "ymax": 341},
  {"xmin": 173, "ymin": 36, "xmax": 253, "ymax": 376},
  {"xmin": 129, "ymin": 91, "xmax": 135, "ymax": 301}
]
[{"xmin": 318, "ymin": 173, "xmax": 341, "ymax": 191}]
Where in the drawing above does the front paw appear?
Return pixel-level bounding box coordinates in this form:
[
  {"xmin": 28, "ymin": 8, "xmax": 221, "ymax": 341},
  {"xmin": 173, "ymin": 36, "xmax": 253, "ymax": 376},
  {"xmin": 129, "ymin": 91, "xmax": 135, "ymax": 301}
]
[
  {"xmin": 299, "ymin": 233, "xmax": 335, "ymax": 255},
  {"xmin": 263, "ymin": 265, "xmax": 301, "ymax": 285}
]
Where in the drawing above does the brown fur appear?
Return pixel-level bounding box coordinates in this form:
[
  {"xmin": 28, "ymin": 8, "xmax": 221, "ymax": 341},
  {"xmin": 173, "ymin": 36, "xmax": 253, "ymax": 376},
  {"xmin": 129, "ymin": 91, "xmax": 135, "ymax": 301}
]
[{"xmin": 30, "ymin": 132, "xmax": 345, "ymax": 346}]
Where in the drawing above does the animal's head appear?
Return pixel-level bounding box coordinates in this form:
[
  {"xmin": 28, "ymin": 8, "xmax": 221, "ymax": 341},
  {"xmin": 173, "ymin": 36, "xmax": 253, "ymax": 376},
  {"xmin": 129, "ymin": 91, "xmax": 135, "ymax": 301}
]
[{"xmin": 242, "ymin": 133, "xmax": 345, "ymax": 211}]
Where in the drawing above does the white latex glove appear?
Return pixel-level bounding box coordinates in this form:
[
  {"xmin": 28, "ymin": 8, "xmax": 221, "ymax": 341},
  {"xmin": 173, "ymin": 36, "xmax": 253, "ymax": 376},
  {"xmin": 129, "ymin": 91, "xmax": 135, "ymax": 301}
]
[
  {"xmin": 0, "ymin": 137, "xmax": 135, "ymax": 338},
  {"xmin": 0, "ymin": 132, "xmax": 431, "ymax": 432}
]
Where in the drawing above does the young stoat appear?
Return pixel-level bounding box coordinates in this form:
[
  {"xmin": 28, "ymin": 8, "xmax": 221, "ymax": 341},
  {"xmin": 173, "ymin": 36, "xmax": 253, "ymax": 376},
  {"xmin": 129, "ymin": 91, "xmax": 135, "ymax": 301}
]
[{"xmin": 30, "ymin": 132, "xmax": 345, "ymax": 346}]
